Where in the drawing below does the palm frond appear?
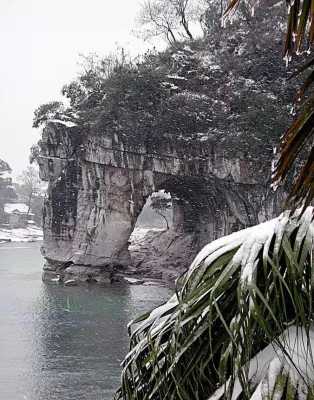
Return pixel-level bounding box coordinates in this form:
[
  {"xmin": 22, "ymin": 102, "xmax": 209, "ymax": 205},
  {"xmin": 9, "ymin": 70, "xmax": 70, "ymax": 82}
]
[
  {"xmin": 209, "ymin": 326, "xmax": 314, "ymax": 400},
  {"xmin": 115, "ymin": 207, "xmax": 314, "ymax": 399},
  {"xmin": 272, "ymin": 100, "xmax": 314, "ymax": 209}
]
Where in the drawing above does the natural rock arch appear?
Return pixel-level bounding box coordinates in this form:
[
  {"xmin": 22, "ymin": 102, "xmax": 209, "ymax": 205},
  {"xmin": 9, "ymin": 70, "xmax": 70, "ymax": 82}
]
[{"xmin": 39, "ymin": 122, "xmax": 284, "ymax": 281}]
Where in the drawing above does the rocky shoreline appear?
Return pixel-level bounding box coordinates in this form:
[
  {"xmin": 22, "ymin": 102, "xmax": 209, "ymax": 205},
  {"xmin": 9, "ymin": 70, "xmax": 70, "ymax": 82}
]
[
  {"xmin": 42, "ymin": 263, "xmax": 169, "ymax": 288},
  {"xmin": 42, "ymin": 227, "xmax": 189, "ymax": 288}
]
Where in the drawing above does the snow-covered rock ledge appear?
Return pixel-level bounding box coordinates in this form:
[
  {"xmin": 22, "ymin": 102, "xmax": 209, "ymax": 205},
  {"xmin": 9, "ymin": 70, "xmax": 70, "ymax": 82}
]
[{"xmin": 0, "ymin": 226, "xmax": 43, "ymax": 243}]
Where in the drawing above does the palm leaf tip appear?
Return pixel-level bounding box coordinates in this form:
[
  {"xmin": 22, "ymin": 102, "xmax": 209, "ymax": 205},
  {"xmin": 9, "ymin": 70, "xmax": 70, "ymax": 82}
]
[{"xmin": 272, "ymin": 105, "xmax": 314, "ymax": 210}]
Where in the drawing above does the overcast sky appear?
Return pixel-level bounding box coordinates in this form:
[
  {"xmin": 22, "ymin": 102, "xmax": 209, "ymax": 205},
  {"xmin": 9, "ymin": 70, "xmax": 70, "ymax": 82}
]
[{"xmin": 0, "ymin": 0, "xmax": 157, "ymax": 177}]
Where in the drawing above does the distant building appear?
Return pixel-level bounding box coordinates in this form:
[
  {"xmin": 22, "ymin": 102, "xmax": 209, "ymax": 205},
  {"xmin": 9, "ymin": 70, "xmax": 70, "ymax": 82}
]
[{"xmin": 3, "ymin": 203, "xmax": 34, "ymax": 228}]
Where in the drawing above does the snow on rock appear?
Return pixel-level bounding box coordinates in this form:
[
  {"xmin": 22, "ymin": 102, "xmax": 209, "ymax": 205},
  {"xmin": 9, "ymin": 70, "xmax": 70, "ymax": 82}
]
[
  {"xmin": 161, "ymin": 82, "xmax": 179, "ymax": 90},
  {"xmin": 142, "ymin": 281, "xmax": 163, "ymax": 286},
  {"xmin": 176, "ymin": 90, "xmax": 209, "ymax": 101},
  {"xmin": 197, "ymin": 53, "xmax": 218, "ymax": 68},
  {"xmin": 129, "ymin": 227, "xmax": 164, "ymax": 249},
  {"xmin": 123, "ymin": 277, "xmax": 144, "ymax": 285},
  {"xmin": 0, "ymin": 171, "xmax": 12, "ymax": 179},
  {"xmin": 166, "ymin": 74, "xmax": 188, "ymax": 81},
  {"xmin": 64, "ymin": 279, "xmax": 78, "ymax": 286},
  {"xmin": 49, "ymin": 119, "xmax": 77, "ymax": 128},
  {"xmin": 243, "ymin": 78, "xmax": 255, "ymax": 87}
]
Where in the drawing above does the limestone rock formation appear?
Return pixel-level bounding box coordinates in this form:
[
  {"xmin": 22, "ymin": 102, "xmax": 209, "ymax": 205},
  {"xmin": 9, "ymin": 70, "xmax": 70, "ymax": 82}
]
[
  {"xmin": 36, "ymin": 2, "xmax": 294, "ymax": 283},
  {"xmin": 38, "ymin": 120, "xmax": 285, "ymax": 283}
]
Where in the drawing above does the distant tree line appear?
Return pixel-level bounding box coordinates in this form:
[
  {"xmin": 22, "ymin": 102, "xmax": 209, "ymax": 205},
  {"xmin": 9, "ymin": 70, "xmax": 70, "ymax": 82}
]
[
  {"xmin": 0, "ymin": 159, "xmax": 16, "ymax": 223},
  {"xmin": 0, "ymin": 162, "xmax": 44, "ymax": 227},
  {"xmin": 15, "ymin": 166, "xmax": 44, "ymax": 225}
]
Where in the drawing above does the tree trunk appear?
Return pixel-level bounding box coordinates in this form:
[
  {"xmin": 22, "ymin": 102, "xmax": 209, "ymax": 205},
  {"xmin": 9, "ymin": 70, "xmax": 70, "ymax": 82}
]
[
  {"xmin": 155, "ymin": 210, "xmax": 169, "ymax": 230},
  {"xmin": 181, "ymin": 15, "xmax": 193, "ymax": 39},
  {"xmin": 27, "ymin": 191, "xmax": 33, "ymax": 216},
  {"xmin": 167, "ymin": 25, "xmax": 177, "ymax": 44}
]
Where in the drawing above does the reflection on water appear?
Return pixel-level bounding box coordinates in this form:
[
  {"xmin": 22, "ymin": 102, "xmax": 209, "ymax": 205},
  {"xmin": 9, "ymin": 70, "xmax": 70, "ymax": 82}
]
[{"xmin": 0, "ymin": 242, "xmax": 170, "ymax": 400}]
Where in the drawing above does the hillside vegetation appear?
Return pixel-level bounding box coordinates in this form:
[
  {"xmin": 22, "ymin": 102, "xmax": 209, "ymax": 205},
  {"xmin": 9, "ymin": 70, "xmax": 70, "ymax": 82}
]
[{"xmin": 33, "ymin": 0, "xmax": 296, "ymax": 165}]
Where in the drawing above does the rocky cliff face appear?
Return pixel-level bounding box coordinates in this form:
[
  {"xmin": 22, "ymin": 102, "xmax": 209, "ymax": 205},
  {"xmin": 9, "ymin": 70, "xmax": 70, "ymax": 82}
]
[{"xmin": 38, "ymin": 120, "xmax": 284, "ymax": 284}]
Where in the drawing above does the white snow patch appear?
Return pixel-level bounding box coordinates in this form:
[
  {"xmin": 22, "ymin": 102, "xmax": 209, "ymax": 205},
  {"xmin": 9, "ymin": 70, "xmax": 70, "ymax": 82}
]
[
  {"xmin": 0, "ymin": 226, "xmax": 43, "ymax": 242},
  {"xmin": 151, "ymin": 190, "xmax": 171, "ymax": 199},
  {"xmin": 198, "ymin": 53, "xmax": 217, "ymax": 68},
  {"xmin": 166, "ymin": 74, "xmax": 188, "ymax": 81},
  {"xmin": 49, "ymin": 119, "xmax": 77, "ymax": 127},
  {"xmin": 161, "ymin": 82, "xmax": 179, "ymax": 90},
  {"xmin": 266, "ymin": 93, "xmax": 278, "ymax": 100},
  {"xmin": 235, "ymin": 43, "xmax": 247, "ymax": 56},
  {"xmin": 0, "ymin": 171, "xmax": 12, "ymax": 179},
  {"xmin": 4, "ymin": 203, "xmax": 29, "ymax": 214},
  {"xmin": 142, "ymin": 281, "xmax": 162, "ymax": 286},
  {"xmin": 176, "ymin": 91, "xmax": 209, "ymax": 101},
  {"xmin": 244, "ymin": 78, "xmax": 255, "ymax": 87},
  {"xmin": 272, "ymin": 0, "xmax": 284, "ymax": 7},
  {"xmin": 129, "ymin": 227, "xmax": 164, "ymax": 244},
  {"xmin": 124, "ymin": 277, "xmax": 143, "ymax": 284},
  {"xmin": 209, "ymin": 65, "xmax": 221, "ymax": 71},
  {"xmin": 209, "ymin": 325, "xmax": 314, "ymax": 399}
]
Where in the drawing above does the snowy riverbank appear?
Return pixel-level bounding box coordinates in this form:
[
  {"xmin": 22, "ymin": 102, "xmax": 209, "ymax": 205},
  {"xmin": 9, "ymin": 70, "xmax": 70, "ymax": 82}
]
[{"xmin": 0, "ymin": 226, "xmax": 43, "ymax": 243}]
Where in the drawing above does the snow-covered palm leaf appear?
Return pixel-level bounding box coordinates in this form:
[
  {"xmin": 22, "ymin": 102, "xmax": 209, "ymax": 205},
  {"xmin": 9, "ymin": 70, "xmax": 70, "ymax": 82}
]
[
  {"xmin": 209, "ymin": 325, "xmax": 314, "ymax": 399},
  {"xmin": 115, "ymin": 208, "xmax": 314, "ymax": 399}
]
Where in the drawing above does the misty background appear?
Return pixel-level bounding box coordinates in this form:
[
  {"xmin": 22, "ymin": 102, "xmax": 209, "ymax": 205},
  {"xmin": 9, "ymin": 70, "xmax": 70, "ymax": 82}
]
[{"xmin": 0, "ymin": 0, "xmax": 160, "ymax": 177}]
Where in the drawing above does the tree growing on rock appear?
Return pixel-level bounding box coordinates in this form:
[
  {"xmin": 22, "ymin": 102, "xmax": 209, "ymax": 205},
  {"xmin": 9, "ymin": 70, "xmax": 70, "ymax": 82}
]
[
  {"xmin": 32, "ymin": 101, "xmax": 65, "ymax": 128},
  {"xmin": 150, "ymin": 192, "xmax": 172, "ymax": 230},
  {"xmin": 62, "ymin": 51, "xmax": 131, "ymax": 108}
]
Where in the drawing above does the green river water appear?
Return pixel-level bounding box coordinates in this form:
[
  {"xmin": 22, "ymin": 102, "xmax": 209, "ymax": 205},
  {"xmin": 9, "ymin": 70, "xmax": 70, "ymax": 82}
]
[{"xmin": 0, "ymin": 241, "xmax": 170, "ymax": 400}]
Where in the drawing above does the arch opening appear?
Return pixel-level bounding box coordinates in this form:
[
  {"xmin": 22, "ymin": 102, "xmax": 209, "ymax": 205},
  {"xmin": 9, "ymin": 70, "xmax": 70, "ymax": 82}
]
[{"xmin": 126, "ymin": 175, "xmax": 225, "ymax": 282}]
